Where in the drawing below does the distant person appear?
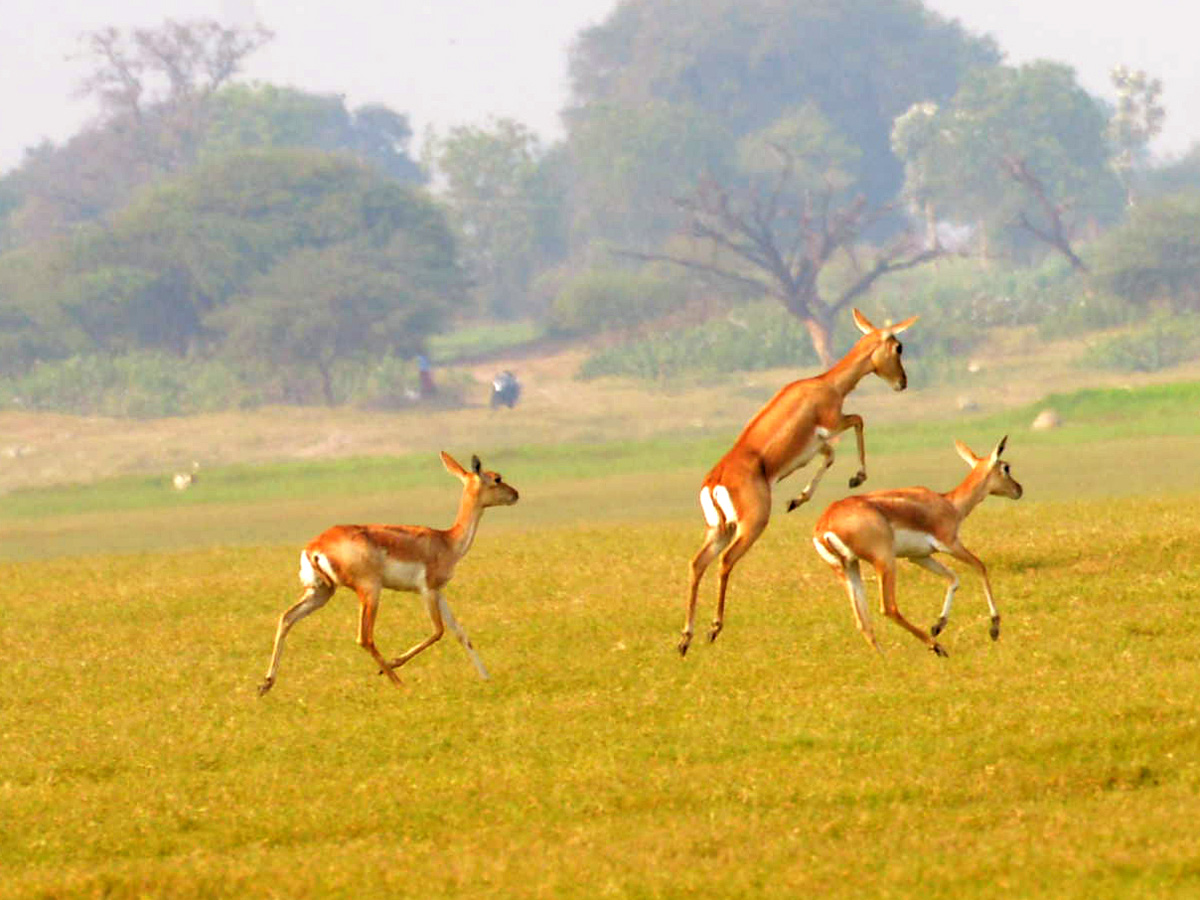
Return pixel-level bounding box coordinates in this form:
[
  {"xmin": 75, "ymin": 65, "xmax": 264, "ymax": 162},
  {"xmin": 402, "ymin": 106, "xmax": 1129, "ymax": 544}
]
[
  {"xmin": 490, "ymin": 370, "xmax": 521, "ymax": 409},
  {"xmin": 417, "ymin": 354, "xmax": 437, "ymax": 399}
]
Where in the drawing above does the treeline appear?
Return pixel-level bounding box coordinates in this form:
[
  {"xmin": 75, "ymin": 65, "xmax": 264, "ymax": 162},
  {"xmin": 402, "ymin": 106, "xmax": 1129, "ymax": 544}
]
[{"xmin": 3, "ymin": 3, "xmax": 1200, "ymax": 412}]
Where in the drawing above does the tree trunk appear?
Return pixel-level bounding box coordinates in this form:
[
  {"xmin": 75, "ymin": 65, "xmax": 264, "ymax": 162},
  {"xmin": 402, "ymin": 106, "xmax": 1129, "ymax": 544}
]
[
  {"xmin": 803, "ymin": 316, "xmax": 836, "ymax": 369},
  {"xmin": 317, "ymin": 360, "xmax": 336, "ymax": 406}
]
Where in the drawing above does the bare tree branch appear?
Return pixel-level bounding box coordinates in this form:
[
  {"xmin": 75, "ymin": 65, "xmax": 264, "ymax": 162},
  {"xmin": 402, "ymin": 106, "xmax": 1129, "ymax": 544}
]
[{"xmin": 1002, "ymin": 155, "xmax": 1088, "ymax": 272}]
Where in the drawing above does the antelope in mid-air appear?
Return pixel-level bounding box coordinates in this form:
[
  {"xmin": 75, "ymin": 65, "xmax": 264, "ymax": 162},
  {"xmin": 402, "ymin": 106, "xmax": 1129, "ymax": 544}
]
[
  {"xmin": 679, "ymin": 308, "xmax": 917, "ymax": 656},
  {"xmin": 258, "ymin": 452, "xmax": 519, "ymax": 695},
  {"xmin": 811, "ymin": 436, "xmax": 1022, "ymax": 656}
]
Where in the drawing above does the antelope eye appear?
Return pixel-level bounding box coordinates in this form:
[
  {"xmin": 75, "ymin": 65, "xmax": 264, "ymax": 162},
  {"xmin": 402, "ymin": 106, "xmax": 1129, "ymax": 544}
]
[{"xmin": 895, "ymin": 343, "xmax": 903, "ymax": 355}]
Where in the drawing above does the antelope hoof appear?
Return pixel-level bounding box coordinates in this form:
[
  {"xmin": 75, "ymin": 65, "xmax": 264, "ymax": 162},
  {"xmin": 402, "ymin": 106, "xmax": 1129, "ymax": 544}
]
[
  {"xmin": 931, "ymin": 616, "xmax": 948, "ymax": 637},
  {"xmin": 990, "ymin": 617, "xmax": 1001, "ymax": 641},
  {"xmin": 931, "ymin": 642, "xmax": 949, "ymax": 658},
  {"xmin": 708, "ymin": 622, "xmax": 723, "ymax": 644},
  {"xmin": 787, "ymin": 496, "xmax": 807, "ymax": 512},
  {"xmin": 256, "ymin": 678, "xmax": 274, "ymax": 697},
  {"xmin": 848, "ymin": 472, "xmax": 866, "ymax": 489},
  {"xmin": 678, "ymin": 634, "xmax": 692, "ymax": 657}
]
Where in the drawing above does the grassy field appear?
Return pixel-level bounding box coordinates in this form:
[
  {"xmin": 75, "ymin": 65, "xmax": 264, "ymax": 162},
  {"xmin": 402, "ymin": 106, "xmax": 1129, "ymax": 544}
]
[{"xmin": 3, "ymin": 385, "xmax": 1200, "ymax": 897}]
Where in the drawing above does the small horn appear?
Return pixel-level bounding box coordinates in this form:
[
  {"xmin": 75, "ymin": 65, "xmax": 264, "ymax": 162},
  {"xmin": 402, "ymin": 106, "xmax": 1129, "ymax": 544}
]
[{"xmin": 471, "ymin": 455, "xmax": 482, "ymax": 474}]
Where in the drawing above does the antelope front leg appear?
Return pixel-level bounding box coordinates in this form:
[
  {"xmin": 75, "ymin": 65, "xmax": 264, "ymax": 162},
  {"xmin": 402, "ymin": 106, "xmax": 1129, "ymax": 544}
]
[
  {"xmin": 948, "ymin": 542, "xmax": 1002, "ymax": 641},
  {"xmin": 385, "ymin": 589, "xmax": 445, "ymax": 672},
  {"xmin": 786, "ymin": 442, "xmax": 835, "ymax": 512},
  {"xmin": 436, "ymin": 593, "xmax": 490, "ymax": 680},
  {"xmin": 908, "ymin": 555, "xmax": 960, "ymax": 637},
  {"xmin": 841, "ymin": 414, "xmax": 867, "ymax": 488}
]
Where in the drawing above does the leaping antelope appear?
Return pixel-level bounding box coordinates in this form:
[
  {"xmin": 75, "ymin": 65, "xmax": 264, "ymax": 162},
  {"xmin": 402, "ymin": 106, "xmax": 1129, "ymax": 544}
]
[
  {"xmin": 811, "ymin": 436, "xmax": 1022, "ymax": 655},
  {"xmin": 679, "ymin": 308, "xmax": 917, "ymax": 656},
  {"xmin": 257, "ymin": 452, "xmax": 519, "ymax": 695}
]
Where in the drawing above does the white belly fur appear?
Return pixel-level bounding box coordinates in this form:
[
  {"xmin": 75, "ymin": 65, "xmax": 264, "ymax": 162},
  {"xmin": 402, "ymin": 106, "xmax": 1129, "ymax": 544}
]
[
  {"xmin": 774, "ymin": 427, "xmax": 830, "ymax": 483},
  {"xmin": 382, "ymin": 558, "xmax": 428, "ymax": 592},
  {"xmin": 892, "ymin": 528, "xmax": 948, "ymax": 559}
]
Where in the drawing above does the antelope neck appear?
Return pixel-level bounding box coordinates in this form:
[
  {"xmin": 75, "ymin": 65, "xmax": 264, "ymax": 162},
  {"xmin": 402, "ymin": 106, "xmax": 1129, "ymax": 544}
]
[
  {"xmin": 446, "ymin": 489, "xmax": 484, "ymax": 556},
  {"xmin": 944, "ymin": 468, "xmax": 992, "ymax": 519},
  {"xmin": 824, "ymin": 336, "xmax": 880, "ymax": 396}
]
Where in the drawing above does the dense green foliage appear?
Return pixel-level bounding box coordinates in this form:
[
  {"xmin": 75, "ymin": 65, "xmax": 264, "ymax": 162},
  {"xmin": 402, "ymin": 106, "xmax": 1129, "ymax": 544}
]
[
  {"xmin": 550, "ymin": 266, "xmax": 689, "ymax": 335},
  {"xmin": 578, "ymin": 302, "xmax": 819, "ymax": 379},
  {"xmin": 566, "ymin": 0, "xmax": 997, "ymax": 246},
  {"xmin": 0, "ymin": 149, "xmax": 464, "ymax": 400},
  {"xmin": 431, "ymin": 120, "xmax": 568, "ymax": 319},
  {"xmin": 1078, "ymin": 316, "xmax": 1200, "ymax": 372},
  {"xmin": 1090, "ymin": 191, "xmax": 1200, "ymax": 311},
  {"xmin": 894, "ymin": 61, "xmax": 1124, "ymax": 264},
  {"xmin": 0, "ymin": 8, "xmax": 1196, "ymax": 415}
]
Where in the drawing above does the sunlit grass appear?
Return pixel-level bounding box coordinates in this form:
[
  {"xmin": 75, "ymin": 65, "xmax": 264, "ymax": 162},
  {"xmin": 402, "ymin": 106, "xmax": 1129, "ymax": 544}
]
[
  {"xmin": 3, "ymin": 493, "xmax": 1200, "ymax": 897},
  {"xmin": 4, "ymin": 387, "xmax": 1200, "ymax": 896}
]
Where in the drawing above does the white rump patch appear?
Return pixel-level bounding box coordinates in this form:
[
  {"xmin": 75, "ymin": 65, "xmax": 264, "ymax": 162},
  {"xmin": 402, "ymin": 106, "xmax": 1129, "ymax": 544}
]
[
  {"xmin": 700, "ymin": 485, "xmax": 738, "ymax": 528},
  {"xmin": 823, "ymin": 531, "xmax": 856, "ymax": 563},
  {"xmin": 712, "ymin": 485, "xmax": 738, "ymax": 525},
  {"xmin": 812, "ymin": 536, "xmax": 843, "ymax": 568},
  {"xmin": 299, "ymin": 550, "xmax": 338, "ymax": 587}
]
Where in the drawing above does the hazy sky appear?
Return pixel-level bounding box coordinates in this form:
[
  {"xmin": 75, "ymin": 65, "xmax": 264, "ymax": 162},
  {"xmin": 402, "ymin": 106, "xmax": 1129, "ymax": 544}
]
[{"xmin": 2, "ymin": 0, "xmax": 1196, "ymax": 176}]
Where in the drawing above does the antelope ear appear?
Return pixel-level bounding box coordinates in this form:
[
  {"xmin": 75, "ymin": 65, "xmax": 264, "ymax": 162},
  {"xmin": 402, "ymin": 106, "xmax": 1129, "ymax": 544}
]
[
  {"xmin": 471, "ymin": 455, "xmax": 482, "ymax": 475},
  {"xmin": 852, "ymin": 308, "xmax": 876, "ymax": 335},
  {"xmin": 440, "ymin": 451, "xmax": 468, "ymax": 480},
  {"xmin": 887, "ymin": 314, "xmax": 919, "ymax": 336},
  {"xmin": 954, "ymin": 439, "xmax": 979, "ymax": 467},
  {"xmin": 989, "ymin": 435, "xmax": 1008, "ymax": 464}
]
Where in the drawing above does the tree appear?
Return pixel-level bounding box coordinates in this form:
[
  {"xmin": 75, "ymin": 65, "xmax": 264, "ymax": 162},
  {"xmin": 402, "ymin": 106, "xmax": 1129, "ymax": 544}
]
[
  {"xmin": 1, "ymin": 20, "xmax": 273, "ymax": 243},
  {"xmin": 1107, "ymin": 66, "xmax": 1165, "ymax": 207},
  {"xmin": 203, "ymin": 85, "xmax": 424, "ymax": 183},
  {"xmin": 430, "ymin": 119, "xmax": 567, "ymax": 318},
  {"xmin": 76, "ymin": 19, "xmax": 273, "ymax": 172},
  {"xmin": 566, "ymin": 0, "xmax": 998, "ymax": 248},
  {"xmin": 209, "ymin": 241, "xmax": 459, "ymax": 404},
  {"xmin": 629, "ymin": 105, "xmax": 940, "ymax": 366},
  {"xmin": 895, "ymin": 62, "xmax": 1125, "ymax": 270},
  {"xmin": 0, "ymin": 148, "xmax": 464, "ymax": 368},
  {"xmin": 1091, "ymin": 190, "xmax": 1200, "ymax": 312}
]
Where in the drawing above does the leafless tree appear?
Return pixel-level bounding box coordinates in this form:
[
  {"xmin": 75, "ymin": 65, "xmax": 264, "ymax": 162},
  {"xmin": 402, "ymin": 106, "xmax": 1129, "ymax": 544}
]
[
  {"xmin": 75, "ymin": 19, "xmax": 273, "ymax": 171},
  {"xmin": 627, "ymin": 149, "xmax": 941, "ymax": 366}
]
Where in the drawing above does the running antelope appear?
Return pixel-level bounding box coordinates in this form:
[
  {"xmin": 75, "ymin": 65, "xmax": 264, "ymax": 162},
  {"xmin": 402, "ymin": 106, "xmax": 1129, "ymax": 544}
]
[
  {"xmin": 811, "ymin": 436, "xmax": 1022, "ymax": 656},
  {"xmin": 257, "ymin": 452, "xmax": 518, "ymax": 695},
  {"xmin": 679, "ymin": 308, "xmax": 917, "ymax": 656}
]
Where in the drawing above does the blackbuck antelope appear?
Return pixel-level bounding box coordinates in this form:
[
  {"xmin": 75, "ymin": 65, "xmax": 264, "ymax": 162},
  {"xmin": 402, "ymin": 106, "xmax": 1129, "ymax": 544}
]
[
  {"xmin": 679, "ymin": 308, "xmax": 917, "ymax": 656},
  {"xmin": 812, "ymin": 436, "xmax": 1022, "ymax": 656},
  {"xmin": 257, "ymin": 452, "xmax": 518, "ymax": 695}
]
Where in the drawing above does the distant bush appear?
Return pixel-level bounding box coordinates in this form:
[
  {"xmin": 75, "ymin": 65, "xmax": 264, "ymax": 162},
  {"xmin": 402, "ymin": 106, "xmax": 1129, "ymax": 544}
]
[
  {"xmin": 550, "ymin": 267, "xmax": 688, "ymax": 336},
  {"xmin": 578, "ymin": 302, "xmax": 819, "ymax": 380},
  {"xmin": 1089, "ymin": 191, "xmax": 1200, "ymax": 312},
  {"xmin": 0, "ymin": 353, "xmax": 251, "ymax": 417},
  {"xmin": 0, "ymin": 352, "xmax": 475, "ymax": 417},
  {"xmin": 1077, "ymin": 314, "xmax": 1200, "ymax": 372}
]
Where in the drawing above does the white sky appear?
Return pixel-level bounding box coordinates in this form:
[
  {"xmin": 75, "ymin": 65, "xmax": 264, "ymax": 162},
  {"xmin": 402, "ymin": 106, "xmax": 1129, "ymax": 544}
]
[{"xmin": 2, "ymin": 0, "xmax": 1197, "ymax": 176}]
